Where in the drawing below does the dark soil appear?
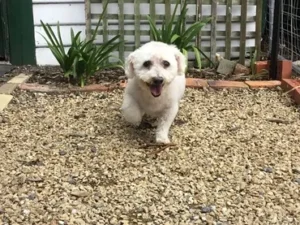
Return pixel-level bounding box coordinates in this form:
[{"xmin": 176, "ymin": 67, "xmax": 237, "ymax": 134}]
[
  {"xmin": 7, "ymin": 64, "xmax": 264, "ymax": 88},
  {"xmin": 9, "ymin": 65, "xmax": 126, "ymax": 88}
]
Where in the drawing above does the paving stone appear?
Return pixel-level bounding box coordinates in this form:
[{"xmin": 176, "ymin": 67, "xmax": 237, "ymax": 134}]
[
  {"xmin": 0, "ymin": 94, "xmax": 13, "ymax": 111},
  {"xmin": 0, "ymin": 83, "xmax": 18, "ymax": 94},
  {"xmin": 8, "ymin": 73, "xmax": 31, "ymax": 84}
]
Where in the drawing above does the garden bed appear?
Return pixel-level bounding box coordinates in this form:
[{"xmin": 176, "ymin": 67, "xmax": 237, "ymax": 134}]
[
  {"xmin": 0, "ymin": 87, "xmax": 300, "ymax": 225},
  {"xmin": 7, "ymin": 64, "xmax": 266, "ymax": 90}
]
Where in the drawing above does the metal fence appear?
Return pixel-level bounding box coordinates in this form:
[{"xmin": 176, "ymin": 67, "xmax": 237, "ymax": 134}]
[
  {"xmin": 85, "ymin": 0, "xmax": 263, "ymax": 67},
  {"xmin": 264, "ymin": 0, "xmax": 300, "ymax": 75}
]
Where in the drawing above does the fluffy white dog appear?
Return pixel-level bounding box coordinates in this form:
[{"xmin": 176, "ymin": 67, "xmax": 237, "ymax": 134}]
[{"xmin": 120, "ymin": 41, "xmax": 187, "ymax": 144}]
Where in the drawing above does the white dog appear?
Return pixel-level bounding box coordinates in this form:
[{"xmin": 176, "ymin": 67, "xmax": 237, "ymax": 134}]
[{"xmin": 120, "ymin": 41, "xmax": 187, "ymax": 144}]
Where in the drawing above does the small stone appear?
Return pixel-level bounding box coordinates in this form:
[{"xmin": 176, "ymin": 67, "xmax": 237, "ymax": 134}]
[
  {"xmin": 234, "ymin": 63, "xmax": 250, "ymax": 75},
  {"xmin": 217, "ymin": 59, "xmax": 237, "ymax": 75},
  {"xmin": 59, "ymin": 150, "xmax": 67, "ymax": 156},
  {"xmin": 23, "ymin": 209, "xmax": 30, "ymax": 215},
  {"xmin": 118, "ymin": 75, "xmax": 126, "ymax": 80},
  {"xmin": 294, "ymin": 178, "xmax": 300, "ymax": 184},
  {"xmin": 77, "ymin": 144, "xmax": 85, "ymax": 151},
  {"xmin": 90, "ymin": 146, "xmax": 97, "ymax": 153},
  {"xmin": 262, "ymin": 167, "xmax": 273, "ymax": 173},
  {"xmin": 109, "ymin": 217, "xmax": 118, "ymax": 225},
  {"xmin": 200, "ymin": 206, "xmax": 214, "ymax": 213},
  {"xmin": 28, "ymin": 193, "xmax": 36, "ymax": 200},
  {"xmin": 58, "ymin": 221, "xmax": 65, "ymax": 225},
  {"xmin": 292, "ymin": 168, "xmax": 300, "ymax": 174},
  {"xmin": 70, "ymin": 191, "xmax": 89, "ymax": 197},
  {"xmin": 68, "ymin": 177, "xmax": 76, "ymax": 185}
]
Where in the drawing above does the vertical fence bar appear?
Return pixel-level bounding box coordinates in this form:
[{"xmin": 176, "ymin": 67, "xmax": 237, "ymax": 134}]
[
  {"xmin": 165, "ymin": 0, "xmax": 171, "ymax": 23},
  {"xmin": 210, "ymin": 0, "xmax": 217, "ymax": 64},
  {"xmin": 255, "ymin": 0, "xmax": 263, "ymax": 61},
  {"xmin": 150, "ymin": 0, "xmax": 155, "ymax": 40},
  {"xmin": 102, "ymin": 0, "xmax": 108, "ymax": 44},
  {"xmin": 134, "ymin": 0, "xmax": 141, "ymax": 48},
  {"xmin": 225, "ymin": 0, "xmax": 232, "ymax": 59},
  {"xmin": 118, "ymin": 0, "xmax": 125, "ymax": 61},
  {"xmin": 85, "ymin": 0, "xmax": 91, "ymax": 40},
  {"xmin": 270, "ymin": 0, "xmax": 282, "ymax": 80},
  {"xmin": 196, "ymin": 0, "xmax": 202, "ymax": 50},
  {"xmin": 239, "ymin": 0, "xmax": 247, "ymax": 65}
]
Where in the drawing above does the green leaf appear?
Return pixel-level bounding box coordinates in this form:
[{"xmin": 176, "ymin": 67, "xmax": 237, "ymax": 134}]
[
  {"xmin": 193, "ymin": 47, "xmax": 201, "ymax": 70},
  {"xmin": 170, "ymin": 34, "xmax": 180, "ymax": 44},
  {"xmin": 147, "ymin": 15, "xmax": 160, "ymax": 41}
]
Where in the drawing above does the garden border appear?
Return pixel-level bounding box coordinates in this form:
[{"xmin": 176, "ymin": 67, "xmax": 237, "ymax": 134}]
[{"xmin": 1, "ymin": 59, "xmax": 300, "ymax": 112}]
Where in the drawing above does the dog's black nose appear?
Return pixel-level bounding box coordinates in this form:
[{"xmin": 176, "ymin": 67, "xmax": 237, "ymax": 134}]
[{"xmin": 152, "ymin": 77, "xmax": 164, "ymax": 85}]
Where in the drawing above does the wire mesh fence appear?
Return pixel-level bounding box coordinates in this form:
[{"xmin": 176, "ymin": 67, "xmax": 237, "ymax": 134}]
[{"xmin": 263, "ymin": 0, "xmax": 300, "ymax": 75}]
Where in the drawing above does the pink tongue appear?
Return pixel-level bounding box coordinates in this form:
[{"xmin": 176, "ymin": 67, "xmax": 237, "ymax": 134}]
[{"xmin": 150, "ymin": 84, "xmax": 163, "ymax": 97}]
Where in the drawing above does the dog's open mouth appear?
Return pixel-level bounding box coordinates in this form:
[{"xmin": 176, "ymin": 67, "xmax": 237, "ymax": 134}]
[{"xmin": 149, "ymin": 84, "xmax": 163, "ymax": 97}]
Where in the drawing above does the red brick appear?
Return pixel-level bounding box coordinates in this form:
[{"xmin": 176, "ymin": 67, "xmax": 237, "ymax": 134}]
[
  {"xmin": 277, "ymin": 60, "xmax": 292, "ymax": 80},
  {"xmin": 255, "ymin": 60, "xmax": 292, "ymax": 80},
  {"xmin": 207, "ymin": 80, "xmax": 248, "ymax": 89},
  {"xmin": 255, "ymin": 61, "xmax": 269, "ymax": 74},
  {"xmin": 18, "ymin": 83, "xmax": 67, "ymax": 93},
  {"xmin": 281, "ymin": 79, "xmax": 300, "ymax": 104},
  {"xmin": 185, "ymin": 78, "xmax": 208, "ymax": 88},
  {"xmin": 79, "ymin": 84, "xmax": 112, "ymax": 92},
  {"xmin": 245, "ymin": 80, "xmax": 281, "ymax": 89}
]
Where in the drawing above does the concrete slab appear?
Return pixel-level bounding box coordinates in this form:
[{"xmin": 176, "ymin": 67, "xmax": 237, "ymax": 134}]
[
  {"xmin": 0, "ymin": 83, "xmax": 18, "ymax": 94},
  {"xmin": 0, "ymin": 94, "xmax": 13, "ymax": 111},
  {"xmin": 8, "ymin": 73, "xmax": 31, "ymax": 84}
]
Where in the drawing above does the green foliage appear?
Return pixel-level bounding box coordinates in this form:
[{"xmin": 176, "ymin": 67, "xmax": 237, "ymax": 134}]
[
  {"xmin": 147, "ymin": 0, "xmax": 212, "ymax": 70},
  {"xmin": 39, "ymin": 1, "xmax": 123, "ymax": 87}
]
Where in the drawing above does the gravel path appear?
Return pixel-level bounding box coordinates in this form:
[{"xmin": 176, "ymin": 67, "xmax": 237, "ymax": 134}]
[{"xmin": 1, "ymin": 88, "xmax": 300, "ymax": 225}]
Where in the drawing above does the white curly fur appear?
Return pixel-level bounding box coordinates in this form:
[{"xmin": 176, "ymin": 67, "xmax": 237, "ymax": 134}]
[{"xmin": 120, "ymin": 41, "xmax": 187, "ymax": 143}]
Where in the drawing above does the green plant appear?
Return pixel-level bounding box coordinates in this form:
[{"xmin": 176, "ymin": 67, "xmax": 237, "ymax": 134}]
[
  {"xmin": 250, "ymin": 49, "xmax": 257, "ymax": 75},
  {"xmin": 147, "ymin": 0, "xmax": 213, "ymax": 70},
  {"xmin": 39, "ymin": 1, "xmax": 123, "ymax": 87}
]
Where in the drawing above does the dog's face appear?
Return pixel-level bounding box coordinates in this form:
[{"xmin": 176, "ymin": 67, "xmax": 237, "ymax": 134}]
[{"xmin": 125, "ymin": 41, "xmax": 187, "ymax": 97}]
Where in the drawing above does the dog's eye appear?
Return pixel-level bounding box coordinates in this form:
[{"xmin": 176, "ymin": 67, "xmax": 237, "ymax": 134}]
[
  {"xmin": 162, "ymin": 60, "xmax": 170, "ymax": 68},
  {"xmin": 143, "ymin": 60, "xmax": 152, "ymax": 68}
]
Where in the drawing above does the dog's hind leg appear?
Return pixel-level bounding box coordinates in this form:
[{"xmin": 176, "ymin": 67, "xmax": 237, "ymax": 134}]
[
  {"xmin": 120, "ymin": 95, "xmax": 144, "ymax": 126},
  {"xmin": 155, "ymin": 104, "xmax": 179, "ymax": 144}
]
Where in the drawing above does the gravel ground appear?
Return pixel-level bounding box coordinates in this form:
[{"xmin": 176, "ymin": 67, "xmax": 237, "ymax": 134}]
[{"xmin": 1, "ymin": 88, "xmax": 300, "ymax": 225}]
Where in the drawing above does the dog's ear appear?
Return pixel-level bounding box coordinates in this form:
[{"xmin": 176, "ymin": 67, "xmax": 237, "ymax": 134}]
[
  {"xmin": 175, "ymin": 49, "xmax": 187, "ymax": 76},
  {"xmin": 125, "ymin": 53, "xmax": 135, "ymax": 79}
]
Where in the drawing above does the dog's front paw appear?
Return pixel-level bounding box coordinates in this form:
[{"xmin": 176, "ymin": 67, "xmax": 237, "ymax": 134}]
[{"xmin": 156, "ymin": 135, "xmax": 170, "ymax": 144}]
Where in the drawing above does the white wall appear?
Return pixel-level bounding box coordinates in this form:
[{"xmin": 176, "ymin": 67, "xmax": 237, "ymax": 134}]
[{"xmin": 33, "ymin": 0, "xmax": 257, "ymax": 65}]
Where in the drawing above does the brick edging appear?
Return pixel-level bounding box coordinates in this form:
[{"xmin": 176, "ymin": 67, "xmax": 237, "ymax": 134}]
[
  {"xmin": 18, "ymin": 78, "xmax": 282, "ymax": 93},
  {"xmin": 16, "ymin": 78, "xmax": 300, "ymax": 105},
  {"xmin": 281, "ymin": 79, "xmax": 300, "ymax": 104}
]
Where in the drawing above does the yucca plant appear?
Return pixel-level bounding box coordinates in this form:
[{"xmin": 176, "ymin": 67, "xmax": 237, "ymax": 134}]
[
  {"xmin": 147, "ymin": 0, "xmax": 213, "ymax": 69},
  {"xmin": 39, "ymin": 1, "xmax": 123, "ymax": 87}
]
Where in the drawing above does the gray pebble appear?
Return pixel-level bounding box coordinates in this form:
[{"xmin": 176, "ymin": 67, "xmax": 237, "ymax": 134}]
[
  {"xmin": 262, "ymin": 167, "xmax": 273, "ymax": 173},
  {"xmin": 294, "ymin": 178, "xmax": 300, "ymax": 184},
  {"xmin": 28, "ymin": 193, "xmax": 36, "ymax": 200},
  {"xmin": 200, "ymin": 206, "xmax": 214, "ymax": 213},
  {"xmin": 59, "ymin": 150, "xmax": 67, "ymax": 156}
]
